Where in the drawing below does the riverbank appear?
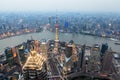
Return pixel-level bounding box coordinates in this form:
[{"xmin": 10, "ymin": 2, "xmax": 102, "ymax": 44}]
[
  {"xmin": 0, "ymin": 29, "xmax": 119, "ymax": 42},
  {"xmin": 0, "ymin": 31, "xmax": 120, "ymax": 53}
]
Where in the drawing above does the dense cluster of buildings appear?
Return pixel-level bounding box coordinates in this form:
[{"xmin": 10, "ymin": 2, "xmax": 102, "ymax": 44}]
[
  {"xmin": 0, "ymin": 35, "xmax": 120, "ymax": 80},
  {"xmin": 0, "ymin": 12, "xmax": 120, "ymax": 40},
  {"xmin": 0, "ymin": 14, "xmax": 120, "ymax": 80}
]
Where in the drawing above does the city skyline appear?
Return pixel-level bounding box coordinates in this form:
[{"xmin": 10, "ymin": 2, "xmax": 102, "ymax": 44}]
[{"xmin": 0, "ymin": 0, "xmax": 120, "ymax": 13}]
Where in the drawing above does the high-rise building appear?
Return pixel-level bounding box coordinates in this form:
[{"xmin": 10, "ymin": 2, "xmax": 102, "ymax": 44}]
[
  {"xmin": 5, "ymin": 47, "xmax": 19, "ymax": 67},
  {"xmin": 101, "ymin": 51, "xmax": 113, "ymax": 75},
  {"xmin": 5, "ymin": 47, "xmax": 14, "ymax": 67},
  {"xmin": 79, "ymin": 45, "xmax": 85, "ymax": 69},
  {"xmin": 65, "ymin": 45, "xmax": 72, "ymax": 58},
  {"xmin": 101, "ymin": 43, "xmax": 108, "ymax": 56},
  {"xmin": 22, "ymin": 50, "xmax": 47, "ymax": 80}
]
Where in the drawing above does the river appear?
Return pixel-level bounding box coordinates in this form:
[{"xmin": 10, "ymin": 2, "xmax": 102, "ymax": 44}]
[{"xmin": 0, "ymin": 31, "xmax": 120, "ymax": 53}]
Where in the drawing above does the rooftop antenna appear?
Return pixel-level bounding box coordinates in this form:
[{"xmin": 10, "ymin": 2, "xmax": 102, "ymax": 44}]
[
  {"xmin": 53, "ymin": 9, "xmax": 59, "ymax": 54},
  {"xmin": 56, "ymin": 9, "xmax": 58, "ymax": 24}
]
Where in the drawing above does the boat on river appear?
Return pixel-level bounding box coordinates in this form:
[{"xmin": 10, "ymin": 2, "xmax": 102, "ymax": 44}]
[
  {"xmin": 114, "ymin": 42, "xmax": 120, "ymax": 45},
  {"xmin": 110, "ymin": 38, "xmax": 119, "ymax": 41}
]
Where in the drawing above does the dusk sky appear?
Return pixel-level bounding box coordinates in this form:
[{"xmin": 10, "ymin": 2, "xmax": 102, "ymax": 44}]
[{"xmin": 0, "ymin": 0, "xmax": 120, "ymax": 12}]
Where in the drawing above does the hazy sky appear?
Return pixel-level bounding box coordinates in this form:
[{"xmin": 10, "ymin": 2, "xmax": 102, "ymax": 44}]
[{"xmin": 0, "ymin": 0, "xmax": 120, "ymax": 12}]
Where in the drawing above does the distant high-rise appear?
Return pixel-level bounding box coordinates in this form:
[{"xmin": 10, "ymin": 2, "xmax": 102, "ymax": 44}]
[
  {"xmin": 48, "ymin": 16, "xmax": 52, "ymax": 25},
  {"xmin": 2, "ymin": 24, "xmax": 6, "ymax": 30}
]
